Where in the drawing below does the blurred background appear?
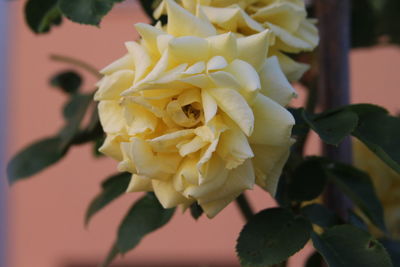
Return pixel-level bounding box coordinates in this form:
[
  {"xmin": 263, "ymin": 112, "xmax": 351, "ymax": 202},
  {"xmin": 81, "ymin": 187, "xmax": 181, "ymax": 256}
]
[{"xmin": 2, "ymin": 1, "xmax": 400, "ymax": 267}]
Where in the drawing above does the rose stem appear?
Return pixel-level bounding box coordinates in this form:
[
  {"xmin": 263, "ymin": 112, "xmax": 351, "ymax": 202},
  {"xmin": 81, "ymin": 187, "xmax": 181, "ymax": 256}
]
[
  {"xmin": 50, "ymin": 54, "xmax": 102, "ymax": 79},
  {"xmin": 235, "ymin": 193, "xmax": 254, "ymax": 222}
]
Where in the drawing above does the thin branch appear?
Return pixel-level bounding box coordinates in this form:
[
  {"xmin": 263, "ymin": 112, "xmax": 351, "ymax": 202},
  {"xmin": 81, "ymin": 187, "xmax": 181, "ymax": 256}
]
[
  {"xmin": 50, "ymin": 54, "xmax": 102, "ymax": 79},
  {"xmin": 235, "ymin": 193, "xmax": 254, "ymax": 222}
]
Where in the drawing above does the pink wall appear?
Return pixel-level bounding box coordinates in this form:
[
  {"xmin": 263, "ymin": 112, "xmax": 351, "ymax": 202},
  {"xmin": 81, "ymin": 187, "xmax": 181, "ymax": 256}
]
[{"xmin": 6, "ymin": 1, "xmax": 400, "ymax": 267}]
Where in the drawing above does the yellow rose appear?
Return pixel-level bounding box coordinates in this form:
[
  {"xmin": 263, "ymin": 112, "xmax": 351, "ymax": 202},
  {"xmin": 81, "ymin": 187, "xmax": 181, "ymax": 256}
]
[
  {"xmin": 95, "ymin": 0, "xmax": 295, "ymax": 218},
  {"xmin": 354, "ymin": 140, "xmax": 400, "ymax": 237},
  {"xmin": 155, "ymin": 0, "xmax": 319, "ymax": 81}
]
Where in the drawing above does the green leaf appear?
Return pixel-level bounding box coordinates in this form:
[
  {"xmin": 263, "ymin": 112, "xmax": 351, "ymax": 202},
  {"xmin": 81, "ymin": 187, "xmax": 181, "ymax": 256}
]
[
  {"xmin": 85, "ymin": 172, "xmax": 131, "ymax": 226},
  {"xmin": 100, "ymin": 242, "xmax": 120, "ymax": 267},
  {"xmin": 116, "ymin": 193, "xmax": 175, "ymax": 253},
  {"xmin": 25, "ymin": 0, "xmax": 63, "ymax": 34},
  {"xmin": 305, "ymin": 251, "xmax": 324, "ymax": 267},
  {"xmin": 301, "ymin": 204, "xmax": 341, "ymax": 228},
  {"xmin": 50, "ymin": 70, "xmax": 82, "ymax": 94},
  {"xmin": 311, "ymin": 225, "xmax": 393, "ymax": 267},
  {"xmin": 60, "ymin": 93, "xmax": 93, "ymax": 148},
  {"xmin": 379, "ymin": 239, "xmax": 400, "ymax": 266},
  {"xmin": 303, "ymin": 109, "xmax": 359, "ymax": 145},
  {"xmin": 189, "ymin": 202, "xmax": 203, "ymax": 220},
  {"xmin": 347, "ymin": 209, "xmax": 369, "ymax": 231},
  {"xmin": 138, "ymin": 0, "xmax": 161, "ymax": 23},
  {"xmin": 236, "ymin": 208, "xmax": 312, "ymax": 267},
  {"xmin": 7, "ymin": 137, "xmax": 66, "ymax": 184},
  {"xmin": 327, "ymin": 162, "xmax": 387, "ymax": 232},
  {"xmin": 59, "ymin": 0, "xmax": 125, "ymax": 25},
  {"xmin": 288, "ymin": 157, "xmax": 327, "ymax": 201},
  {"xmin": 351, "ymin": 108, "xmax": 400, "ymax": 174}
]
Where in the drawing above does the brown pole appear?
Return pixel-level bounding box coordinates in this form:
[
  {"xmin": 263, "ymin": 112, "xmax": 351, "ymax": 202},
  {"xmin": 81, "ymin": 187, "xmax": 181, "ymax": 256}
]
[{"xmin": 316, "ymin": 0, "xmax": 353, "ymax": 218}]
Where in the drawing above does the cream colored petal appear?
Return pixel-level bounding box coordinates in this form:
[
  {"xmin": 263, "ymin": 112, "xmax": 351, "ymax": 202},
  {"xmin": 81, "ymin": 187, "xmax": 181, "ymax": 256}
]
[
  {"xmin": 173, "ymin": 157, "xmax": 199, "ymax": 191},
  {"xmin": 249, "ymin": 93, "xmax": 295, "ymax": 145},
  {"xmin": 198, "ymin": 159, "xmax": 255, "ymax": 204},
  {"xmin": 208, "ymin": 87, "xmax": 254, "ymax": 136},
  {"xmin": 152, "ymin": 179, "xmax": 190, "ymax": 208},
  {"xmin": 217, "ymin": 121, "xmax": 254, "ymax": 169},
  {"xmin": 135, "ymin": 23, "xmax": 165, "ymax": 56},
  {"xmin": 178, "ymin": 136, "xmax": 208, "ymax": 157},
  {"xmin": 169, "ymin": 36, "xmax": 210, "ymax": 65},
  {"xmin": 208, "ymin": 71, "xmax": 241, "ymax": 91},
  {"xmin": 200, "ymin": 195, "xmax": 237, "ymax": 218},
  {"xmin": 118, "ymin": 142, "xmax": 136, "ymax": 173},
  {"xmin": 295, "ymin": 19, "xmax": 319, "ymax": 50},
  {"xmin": 271, "ymin": 49, "xmax": 309, "ymax": 82},
  {"xmin": 224, "ymin": 59, "xmax": 261, "ymax": 99},
  {"xmin": 126, "ymin": 174, "xmax": 153, "ymax": 193},
  {"xmin": 201, "ymin": 89, "xmax": 218, "ymax": 123},
  {"xmin": 148, "ymin": 129, "xmax": 195, "ymax": 153},
  {"xmin": 252, "ymin": 140, "xmax": 294, "ymax": 196},
  {"xmin": 259, "ymin": 56, "xmax": 297, "ymax": 106},
  {"xmin": 267, "ymin": 22, "xmax": 313, "ymax": 53},
  {"xmin": 123, "ymin": 103, "xmax": 158, "ymax": 135},
  {"xmin": 130, "ymin": 138, "xmax": 181, "ymax": 179},
  {"xmin": 98, "ymin": 134, "xmax": 126, "ymax": 161},
  {"xmin": 98, "ymin": 100, "xmax": 126, "ymax": 134},
  {"xmin": 252, "ymin": 2, "xmax": 306, "ymax": 32},
  {"xmin": 181, "ymin": 74, "xmax": 213, "ymax": 89},
  {"xmin": 125, "ymin": 41, "xmax": 153, "ymax": 83},
  {"xmin": 237, "ymin": 30, "xmax": 271, "ymax": 71},
  {"xmin": 95, "ymin": 70, "xmax": 134, "ymax": 101},
  {"xmin": 184, "ymin": 154, "xmax": 229, "ymax": 198},
  {"xmin": 157, "ymin": 34, "xmax": 174, "ymax": 54},
  {"xmin": 207, "ymin": 32, "xmax": 238, "ymax": 62},
  {"xmin": 207, "ymin": 56, "xmax": 228, "ymax": 71},
  {"xmin": 166, "ymin": 0, "xmax": 216, "ymax": 37},
  {"xmin": 201, "ymin": 5, "xmax": 241, "ymax": 32},
  {"xmin": 184, "ymin": 61, "xmax": 206, "ymax": 75},
  {"xmin": 100, "ymin": 54, "xmax": 134, "ymax": 75}
]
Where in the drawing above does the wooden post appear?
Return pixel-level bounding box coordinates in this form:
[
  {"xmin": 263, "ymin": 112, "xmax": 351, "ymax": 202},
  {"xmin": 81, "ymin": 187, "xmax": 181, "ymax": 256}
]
[{"xmin": 316, "ymin": 0, "xmax": 353, "ymax": 218}]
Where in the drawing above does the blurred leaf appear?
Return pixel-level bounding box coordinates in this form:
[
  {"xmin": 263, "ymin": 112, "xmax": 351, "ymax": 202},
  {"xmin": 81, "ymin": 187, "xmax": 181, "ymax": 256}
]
[
  {"xmin": 59, "ymin": 0, "xmax": 125, "ymax": 25},
  {"xmin": 352, "ymin": 0, "xmax": 378, "ymax": 48},
  {"xmin": 288, "ymin": 157, "xmax": 327, "ymax": 201},
  {"xmin": 327, "ymin": 162, "xmax": 387, "ymax": 232},
  {"xmin": 379, "ymin": 239, "xmax": 400, "ymax": 266},
  {"xmin": 289, "ymin": 108, "xmax": 309, "ymax": 138},
  {"xmin": 138, "ymin": 0, "xmax": 161, "ymax": 23},
  {"xmin": 236, "ymin": 208, "xmax": 312, "ymax": 267},
  {"xmin": 50, "ymin": 70, "xmax": 82, "ymax": 94},
  {"xmin": 85, "ymin": 172, "xmax": 131, "ymax": 226},
  {"xmin": 189, "ymin": 202, "xmax": 203, "ymax": 220},
  {"xmin": 303, "ymin": 109, "xmax": 359, "ymax": 145},
  {"xmin": 60, "ymin": 93, "xmax": 93, "ymax": 148},
  {"xmin": 312, "ymin": 225, "xmax": 393, "ymax": 267},
  {"xmin": 305, "ymin": 251, "xmax": 325, "ymax": 267},
  {"xmin": 93, "ymin": 136, "xmax": 105, "ymax": 157},
  {"xmin": 351, "ymin": 107, "xmax": 400, "ymax": 174},
  {"xmin": 301, "ymin": 204, "xmax": 341, "ymax": 228},
  {"xmin": 100, "ymin": 242, "xmax": 120, "ymax": 267},
  {"xmin": 116, "ymin": 193, "xmax": 175, "ymax": 253},
  {"xmin": 25, "ymin": 0, "xmax": 62, "ymax": 34},
  {"xmin": 347, "ymin": 209, "xmax": 369, "ymax": 231},
  {"xmin": 7, "ymin": 137, "xmax": 66, "ymax": 184},
  {"xmin": 381, "ymin": 0, "xmax": 400, "ymax": 44}
]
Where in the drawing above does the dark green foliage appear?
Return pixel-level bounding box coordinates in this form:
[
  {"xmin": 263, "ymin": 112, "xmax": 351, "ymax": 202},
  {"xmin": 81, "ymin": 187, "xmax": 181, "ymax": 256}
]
[
  {"xmin": 58, "ymin": 0, "xmax": 125, "ymax": 25},
  {"xmin": 236, "ymin": 208, "xmax": 312, "ymax": 267},
  {"xmin": 288, "ymin": 157, "xmax": 328, "ymax": 201},
  {"xmin": 312, "ymin": 225, "xmax": 393, "ymax": 267},
  {"xmin": 25, "ymin": 0, "xmax": 62, "ymax": 34},
  {"xmin": 50, "ymin": 70, "xmax": 82, "ymax": 94},
  {"xmin": 190, "ymin": 202, "xmax": 203, "ymax": 220},
  {"xmin": 116, "ymin": 193, "xmax": 175, "ymax": 253},
  {"xmin": 380, "ymin": 239, "xmax": 400, "ymax": 266},
  {"xmin": 85, "ymin": 172, "xmax": 131, "ymax": 226},
  {"xmin": 303, "ymin": 109, "xmax": 359, "ymax": 146},
  {"xmin": 7, "ymin": 137, "xmax": 66, "ymax": 184},
  {"xmin": 301, "ymin": 204, "xmax": 341, "ymax": 228},
  {"xmin": 327, "ymin": 162, "xmax": 387, "ymax": 232},
  {"xmin": 305, "ymin": 251, "xmax": 325, "ymax": 267}
]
